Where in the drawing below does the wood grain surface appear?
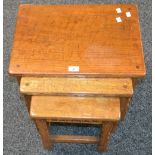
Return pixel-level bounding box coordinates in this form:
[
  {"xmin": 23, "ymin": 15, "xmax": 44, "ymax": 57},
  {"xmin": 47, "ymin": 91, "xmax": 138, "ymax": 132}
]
[
  {"xmin": 20, "ymin": 77, "xmax": 133, "ymax": 96},
  {"xmin": 30, "ymin": 96, "xmax": 120, "ymax": 121},
  {"xmin": 9, "ymin": 4, "xmax": 145, "ymax": 77}
]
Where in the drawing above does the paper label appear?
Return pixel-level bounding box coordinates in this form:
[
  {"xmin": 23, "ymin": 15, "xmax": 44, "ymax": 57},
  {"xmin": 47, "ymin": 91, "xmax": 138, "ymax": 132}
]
[
  {"xmin": 116, "ymin": 8, "xmax": 122, "ymax": 13},
  {"xmin": 116, "ymin": 17, "xmax": 122, "ymax": 23},
  {"xmin": 68, "ymin": 66, "xmax": 79, "ymax": 72},
  {"xmin": 126, "ymin": 12, "xmax": 131, "ymax": 17}
]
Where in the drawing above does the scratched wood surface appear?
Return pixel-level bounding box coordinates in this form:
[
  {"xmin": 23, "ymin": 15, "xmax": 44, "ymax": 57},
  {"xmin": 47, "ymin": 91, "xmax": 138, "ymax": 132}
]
[
  {"xmin": 20, "ymin": 77, "xmax": 133, "ymax": 96},
  {"xmin": 30, "ymin": 96, "xmax": 120, "ymax": 121},
  {"xmin": 9, "ymin": 4, "xmax": 145, "ymax": 77}
]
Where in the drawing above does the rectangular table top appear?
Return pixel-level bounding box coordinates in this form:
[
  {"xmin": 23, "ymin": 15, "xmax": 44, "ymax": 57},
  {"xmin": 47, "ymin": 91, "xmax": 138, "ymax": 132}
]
[
  {"xmin": 9, "ymin": 4, "xmax": 145, "ymax": 77},
  {"xmin": 30, "ymin": 96, "xmax": 120, "ymax": 121}
]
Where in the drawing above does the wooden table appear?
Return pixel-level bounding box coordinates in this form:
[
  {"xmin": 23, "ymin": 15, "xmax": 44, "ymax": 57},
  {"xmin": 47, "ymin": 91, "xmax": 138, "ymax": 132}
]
[
  {"xmin": 9, "ymin": 4, "xmax": 145, "ymax": 78},
  {"xmin": 8, "ymin": 4, "xmax": 145, "ymax": 151}
]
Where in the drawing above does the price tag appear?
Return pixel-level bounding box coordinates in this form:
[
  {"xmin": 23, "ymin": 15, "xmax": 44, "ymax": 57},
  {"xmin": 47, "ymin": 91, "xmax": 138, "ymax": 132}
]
[
  {"xmin": 68, "ymin": 66, "xmax": 79, "ymax": 72},
  {"xmin": 126, "ymin": 12, "xmax": 131, "ymax": 17},
  {"xmin": 116, "ymin": 17, "xmax": 122, "ymax": 23},
  {"xmin": 116, "ymin": 8, "xmax": 122, "ymax": 13}
]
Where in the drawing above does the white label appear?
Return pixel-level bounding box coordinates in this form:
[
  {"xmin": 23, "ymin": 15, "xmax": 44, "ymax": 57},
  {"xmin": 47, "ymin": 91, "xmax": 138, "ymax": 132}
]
[
  {"xmin": 126, "ymin": 12, "xmax": 131, "ymax": 17},
  {"xmin": 116, "ymin": 8, "xmax": 122, "ymax": 13},
  {"xmin": 68, "ymin": 66, "xmax": 79, "ymax": 72},
  {"xmin": 116, "ymin": 17, "xmax": 122, "ymax": 23}
]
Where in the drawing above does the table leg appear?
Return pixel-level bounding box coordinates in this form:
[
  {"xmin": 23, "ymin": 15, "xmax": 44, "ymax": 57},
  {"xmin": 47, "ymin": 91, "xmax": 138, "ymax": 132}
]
[
  {"xmin": 111, "ymin": 121, "xmax": 119, "ymax": 133},
  {"xmin": 98, "ymin": 122, "xmax": 113, "ymax": 151},
  {"xmin": 132, "ymin": 78, "xmax": 137, "ymax": 90},
  {"xmin": 120, "ymin": 97, "xmax": 131, "ymax": 120},
  {"xmin": 35, "ymin": 119, "xmax": 52, "ymax": 149}
]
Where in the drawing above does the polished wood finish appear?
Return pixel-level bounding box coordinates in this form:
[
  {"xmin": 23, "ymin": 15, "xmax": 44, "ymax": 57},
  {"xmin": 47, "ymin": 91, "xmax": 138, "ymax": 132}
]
[
  {"xmin": 9, "ymin": 4, "xmax": 145, "ymax": 77},
  {"xmin": 35, "ymin": 120, "xmax": 52, "ymax": 149},
  {"xmin": 30, "ymin": 96, "xmax": 120, "ymax": 121},
  {"xmin": 20, "ymin": 77, "xmax": 133, "ymax": 96},
  {"xmin": 98, "ymin": 122, "xmax": 113, "ymax": 151},
  {"xmin": 51, "ymin": 135, "xmax": 99, "ymax": 144}
]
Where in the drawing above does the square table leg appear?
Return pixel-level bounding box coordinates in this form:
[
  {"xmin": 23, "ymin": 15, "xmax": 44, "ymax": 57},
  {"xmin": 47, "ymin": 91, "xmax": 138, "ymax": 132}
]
[
  {"xmin": 120, "ymin": 97, "xmax": 131, "ymax": 120},
  {"xmin": 98, "ymin": 122, "xmax": 113, "ymax": 151},
  {"xmin": 34, "ymin": 119, "xmax": 52, "ymax": 149}
]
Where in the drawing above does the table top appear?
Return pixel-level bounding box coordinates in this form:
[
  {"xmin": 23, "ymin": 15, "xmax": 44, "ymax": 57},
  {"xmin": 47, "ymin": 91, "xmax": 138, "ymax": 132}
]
[
  {"xmin": 30, "ymin": 96, "xmax": 120, "ymax": 121},
  {"xmin": 9, "ymin": 4, "xmax": 145, "ymax": 77}
]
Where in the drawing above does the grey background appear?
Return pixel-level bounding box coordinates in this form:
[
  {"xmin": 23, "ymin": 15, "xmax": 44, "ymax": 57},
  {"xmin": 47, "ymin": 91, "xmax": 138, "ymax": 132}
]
[{"xmin": 4, "ymin": 0, "xmax": 152, "ymax": 155}]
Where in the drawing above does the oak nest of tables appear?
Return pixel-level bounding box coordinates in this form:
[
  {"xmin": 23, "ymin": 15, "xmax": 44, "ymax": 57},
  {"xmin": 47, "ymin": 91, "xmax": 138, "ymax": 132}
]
[{"xmin": 8, "ymin": 4, "xmax": 145, "ymax": 152}]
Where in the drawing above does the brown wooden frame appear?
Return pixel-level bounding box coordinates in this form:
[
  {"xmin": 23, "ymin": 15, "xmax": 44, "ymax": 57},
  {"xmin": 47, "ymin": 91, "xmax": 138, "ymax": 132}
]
[{"xmin": 34, "ymin": 119, "xmax": 116, "ymax": 151}]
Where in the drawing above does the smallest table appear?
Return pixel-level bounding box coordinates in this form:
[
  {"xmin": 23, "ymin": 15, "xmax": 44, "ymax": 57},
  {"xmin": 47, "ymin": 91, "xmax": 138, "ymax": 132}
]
[{"xmin": 30, "ymin": 96, "xmax": 120, "ymax": 151}]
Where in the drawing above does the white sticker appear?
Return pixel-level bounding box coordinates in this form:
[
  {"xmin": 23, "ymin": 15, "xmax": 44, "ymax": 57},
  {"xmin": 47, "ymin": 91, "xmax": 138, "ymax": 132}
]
[
  {"xmin": 126, "ymin": 12, "xmax": 131, "ymax": 17},
  {"xmin": 68, "ymin": 66, "xmax": 79, "ymax": 72},
  {"xmin": 116, "ymin": 8, "xmax": 122, "ymax": 13},
  {"xmin": 116, "ymin": 17, "xmax": 122, "ymax": 23}
]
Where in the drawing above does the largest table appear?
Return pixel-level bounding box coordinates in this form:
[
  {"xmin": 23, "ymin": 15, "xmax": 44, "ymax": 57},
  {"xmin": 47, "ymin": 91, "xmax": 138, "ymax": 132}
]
[{"xmin": 9, "ymin": 4, "xmax": 145, "ymax": 78}]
